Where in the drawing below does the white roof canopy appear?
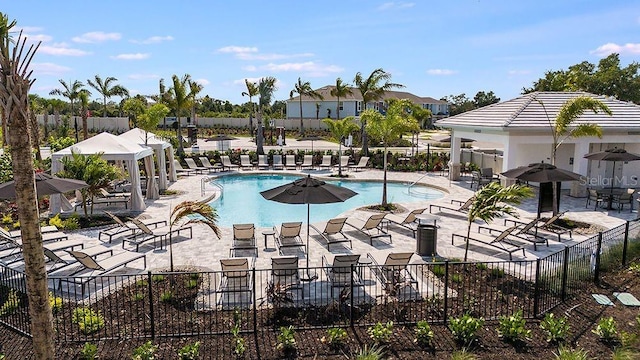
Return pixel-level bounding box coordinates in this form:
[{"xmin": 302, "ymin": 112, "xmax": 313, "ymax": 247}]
[{"xmin": 118, "ymin": 128, "xmax": 177, "ymax": 190}]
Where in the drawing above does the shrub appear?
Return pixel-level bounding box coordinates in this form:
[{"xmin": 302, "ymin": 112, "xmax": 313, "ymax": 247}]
[
  {"xmin": 321, "ymin": 327, "xmax": 348, "ymax": 348},
  {"xmin": 451, "ymin": 273, "xmax": 463, "ymax": 283},
  {"xmin": 132, "ymin": 341, "xmax": 157, "ymax": 360},
  {"xmin": 186, "ymin": 279, "xmax": 198, "ymax": 289},
  {"xmin": 553, "ymin": 345, "xmax": 589, "ymax": 360},
  {"xmin": 48, "ymin": 213, "xmax": 80, "ymax": 230},
  {"xmin": 367, "ymin": 321, "xmax": 393, "ymax": 345},
  {"xmin": 72, "ymin": 307, "xmax": 105, "ymax": 335},
  {"xmin": 414, "ymin": 320, "xmax": 434, "ymax": 347},
  {"xmin": 276, "ymin": 325, "xmax": 297, "ymax": 353},
  {"xmin": 151, "ymin": 274, "xmax": 165, "ymax": 282},
  {"xmin": 79, "ymin": 342, "xmax": 98, "ymax": 360},
  {"xmin": 132, "ymin": 293, "xmax": 144, "ymax": 301},
  {"xmin": 0, "ymin": 289, "xmax": 20, "ymax": 316},
  {"xmin": 449, "ymin": 314, "xmax": 484, "ymax": 345},
  {"xmin": 592, "ymin": 316, "xmax": 618, "ymax": 343},
  {"xmin": 451, "ymin": 349, "xmax": 478, "ymax": 360},
  {"xmin": 497, "ymin": 310, "xmax": 531, "ymax": 342},
  {"xmin": 431, "ymin": 264, "xmax": 446, "ymax": 277},
  {"xmin": 490, "ymin": 268, "xmax": 505, "ymax": 278},
  {"xmin": 49, "ymin": 292, "xmax": 63, "ymax": 313},
  {"xmin": 177, "ymin": 341, "xmax": 200, "ymax": 360},
  {"xmin": 540, "ymin": 313, "xmax": 570, "ymax": 343},
  {"xmin": 231, "ymin": 324, "xmax": 246, "ymax": 357},
  {"xmin": 160, "ymin": 291, "xmax": 173, "ymax": 302},
  {"xmin": 475, "ymin": 263, "xmax": 488, "ymax": 270},
  {"xmin": 355, "ymin": 344, "xmax": 385, "ymax": 360}
]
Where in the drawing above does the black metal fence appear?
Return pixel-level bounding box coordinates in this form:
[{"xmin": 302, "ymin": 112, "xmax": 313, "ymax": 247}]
[{"xmin": 1, "ymin": 219, "xmax": 638, "ymax": 342}]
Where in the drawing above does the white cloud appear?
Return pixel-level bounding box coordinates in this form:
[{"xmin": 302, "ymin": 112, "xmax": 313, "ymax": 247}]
[
  {"xmin": 242, "ymin": 65, "xmax": 258, "ymax": 72},
  {"xmin": 23, "ymin": 33, "xmax": 52, "ymax": 42},
  {"xmin": 31, "ymin": 62, "xmax": 72, "ymax": 76},
  {"xmin": 237, "ymin": 52, "xmax": 314, "ymax": 61},
  {"xmin": 378, "ymin": 2, "xmax": 415, "ymax": 10},
  {"xmin": 262, "ymin": 61, "xmax": 343, "ymax": 76},
  {"xmin": 233, "ymin": 77, "xmax": 262, "ymax": 86},
  {"xmin": 507, "ymin": 69, "xmax": 531, "ymax": 76},
  {"xmin": 128, "ymin": 73, "xmax": 160, "ymax": 80},
  {"xmin": 591, "ymin": 42, "xmax": 640, "ymax": 56},
  {"xmin": 194, "ymin": 78, "xmax": 210, "ymax": 86},
  {"xmin": 111, "ymin": 53, "xmax": 150, "ymax": 60},
  {"xmin": 72, "ymin": 31, "xmax": 121, "ymax": 43},
  {"xmin": 218, "ymin": 46, "xmax": 258, "ymax": 54},
  {"xmin": 39, "ymin": 43, "xmax": 90, "ymax": 56},
  {"xmin": 130, "ymin": 35, "xmax": 174, "ymax": 44},
  {"xmin": 426, "ymin": 69, "xmax": 457, "ymax": 75}
]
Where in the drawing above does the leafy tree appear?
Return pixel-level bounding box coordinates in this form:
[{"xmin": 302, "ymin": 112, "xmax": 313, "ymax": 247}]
[
  {"xmin": 49, "ymin": 98, "xmax": 66, "ymax": 128},
  {"xmin": 256, "ymin": 77, "xmax": 277, "ymax": 155},
  {"xmin": 464, "ymin": 182, "xmax": 534, "ymax": 261},
  {"xmin": 166, "ymin": 74, "xmax": 198, "ymax": 155},
  {"xmin": 0, "ymin": 13, "xmax": 55, "ymax": 359},
  {"xmin": 410, "ymin": 103, "xmax": 433, "ymax": 129},
  {"xmin": 138, "ymin": 103, "xmax": 169, "ymax": 144},
  {"xmin": 330, "ymin": 78, "xmax": 352, "ymax": 120},
  {"xmin": 242, "ymin": 79, "xmax": 259, "ymax": 138},
  {"xmin": 365, "ymin": 99, "xmax": 419, "ymax": 207},
  {"xmin": 473, "ymin": 91, "xmax": 500, "ymax": 108},
  {"xmin": 188, "ymin": 80, "xmax": 203, "ymax": 124},
  {"xmin": 322, "ymin": 117, "xmax": 359, "ymax": 177},
  {"xmin": 86, "ymin": 75, "xmax": 129, "ymax": 117},
  {"xmin": 441, "ymin": 93, "xmax": 475, "ymax": 116},
  {"xmin": 122, "ymin": 97, "xmax": 146, "ymax": 129},
  {"xmin": 290, "ymin": 77, "xmax": 323, "ymax": 135},
  {"xmin": 354, "ymin": 68, "xmax": 404, "ymax": 155},
  {"xmin": 49, "ymin": 79, "xmax": 90, "ymax": 121}
]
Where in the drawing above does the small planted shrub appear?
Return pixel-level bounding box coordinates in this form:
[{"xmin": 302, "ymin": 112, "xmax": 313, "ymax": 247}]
[
  {"xmin": 431, "ymin": 264, "xmax": 446, "ymax": 277},
  {"xmin": 355, "ymin": 344, "xmax": 385, "ymax": 360},
  {"xmin": 72, "ymin": 307, "xmax": 105, "ymax": 335},
  {"xmin": 276, "ymin": 325, "xmax": 297, "ymax": 354},
  {"xmin": 497, "ymin": 310, "xmax": 531, "ymax": 342},
  {"xmin": 160, "ymin": 291, "xmax": 173, "ymax": 303},
  {"xmin": 451, "ymin": 273, "xmax": 463, "ymax": 284},
  {"xmin": 475, "ymin": 263, "xmax": 488, "ymax": 270},
  {"xmin": 449, "ymin": 314, "xmax": 484, "ymax": 346},
  {"xmin": 177, "ymin": 341, "xmax": 200, "ymax": 360},
  {"xmin": 321, "ymin": 327, "xmax": 348, "ymax": 349},
  {"xmin": 553, "ymin": 345, "xmax": 589, "ymax": 360},
  {"xmin": 592, "ymin": 316, "xmax": 618, "ymax": 343},
  {"xmin": 414, "ymin": 320, "xmax": 434, "ymax": 347},
  {"xmin": 132, "ymin": 341, "xmax": 157, "ymax": 360},
  {"xmin": 136, "ymin": 279, "xmax": 148, "ymax": 287},
  {"xmin": 0, "ymin": 289, "xmax": 20, "ymax": 316},
  {"xmin": 49, "ymin": 292, "xmax": 63, "ymax": 313},
  {"xmin": 151, "ymin": 274, "xmax": 165, "ymax": 282},
  {"xmin": 490, "ymin": 267, "xmax": 505, "ymax": 278},
  {"xmin": 231, "ymin": 325, "xmax": 246, "ymax": 357},
  {"xmin": 451, "ymin": 349, "xmax": 478, "ymax": 360},
  {"xmin": 367, "ymin": 321, "xmax": 394, "ymax": 345},
  {"xmin": 132, "ymin": 292, "xmax": 145, "ymax": 301},
  {"xmin": 79, "ymin": 342, "xmax": 98, "ymax": 360},
  {"xmin": 540, "ymin": 313, "xmax": 570, "ymax": 344},
  {"xmin": 186, "ymin": 279, "xmax": 198, "ymax": 289}
]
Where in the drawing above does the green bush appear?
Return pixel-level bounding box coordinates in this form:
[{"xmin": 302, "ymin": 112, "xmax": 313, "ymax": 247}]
[
  {"xmin": 367, "ymin": 321, "xmax": 393, "ymax": 345},
  {"xmin": 177, "ymin": 341, "xmax": 200, "ymax": 360},
  {"xmin": 49, "ymin": 292, "xmax": 63, "ymax": 313},
  {"xmin": 276, "ymin": 325, "xmax": 297, "ymax": 352},
  {"xmin": 132, "ymin": 341, "xmax": 157, "ymax": 360},
  {"xmin": 449, "ymin": 314, "xmax": 484, "ymax": 345},
  {"xmin": 321, "ymin": 327, "xmax": 348, "ymax": 348},
  {"xmin": 160, "ymin": 291, "xmax": 173, "ymax": 302},
  {"xmin": 592, "ymin": 316, "xmax": 618, "ymax": 343},
  {"xmin": 71, "ymin": 307, "xmax": 105, "ymax": 335},
  {"xmin": 0, "ymin": 290, "xmax": 20, "ymax": 316},
  {"xmin": 553, "ymin": 345, "xmax": 589, "ymax": 360},
  {"xmin": 497, "ymin": 310, "xmax": 531, "ymax": 342},
  {"xmin": 414, "ymin": 320, "xmax": 434, "ymax": 347},
  {"xmin": 151, "ymin": 274, "xmax": 165, "ymax": 282},
  {"xmin": 431, "ymin": 264, "xmax": 446, "ymax": 277},
  {"xmin": 355, "ymin": 344, "xmax": 386, "ymax": 360},
  {"xmin": 79, "ymin": 342, "xmax": 98, "ymax": 360},
  {"xmin": 540, "ymin": 313, "xmax": 570, "ymax": 343}
]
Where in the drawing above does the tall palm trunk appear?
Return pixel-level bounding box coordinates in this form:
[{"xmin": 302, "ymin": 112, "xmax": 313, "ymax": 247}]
[
  {"xmin": 382, "ymin": 146, "xmax": 388, "ymax": 205},
  {"xmin": 28, "ymin": 108, "xmax": 42, "ymax": 161},
  {"xmin": 256, "ymin": 111, "xmax": 264, "ymax": 154},
  {"xmin": 43, "ymin": 112, "xmax": 49, "ymax": 138},
  {"xmin": 299, "ymin": 98, "xmax": 304, "ymax": 135},
  {"xmin": 336, "ymin": 95, "xmax": 340, "ymax": 120}
]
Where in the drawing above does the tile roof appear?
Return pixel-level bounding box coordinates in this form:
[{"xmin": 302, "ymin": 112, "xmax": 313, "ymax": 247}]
[
  {"xmin": 436, "ymin": 91, "xmax": 640, "ymax": 130},
  {"xmin": 289, "ymin": 85, "xmax": 447, "ymax": 104}
]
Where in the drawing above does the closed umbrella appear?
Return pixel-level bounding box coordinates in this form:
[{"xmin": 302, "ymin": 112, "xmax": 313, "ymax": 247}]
[
  {"xmin": 584, "ymin": 148, "xmax": 640, "ymax": 208},
  {"xmin": 0, "ymin": 172, "xmax": 89, "ymax": 200},
  {"xmin": 260, "ymin": 175, "xmax": 357, "ymax": 279},
  {"xmin": 297, "ymin": 135, "xmax": 324, "ymax": 153}
]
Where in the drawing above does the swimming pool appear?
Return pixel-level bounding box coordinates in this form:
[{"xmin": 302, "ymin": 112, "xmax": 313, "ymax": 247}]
[{"xmin": 208, "ymin": 174, "xmax": 444, "ymax": 227}]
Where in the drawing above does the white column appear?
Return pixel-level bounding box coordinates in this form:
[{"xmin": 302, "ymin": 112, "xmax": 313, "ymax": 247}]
[
  {"xmin": 448, "ymin": 136, "xmax": 462, "ymax": 180},
  {"xmin": 571, "ymin": 141, "xmax": 590, "ymax": 197}
]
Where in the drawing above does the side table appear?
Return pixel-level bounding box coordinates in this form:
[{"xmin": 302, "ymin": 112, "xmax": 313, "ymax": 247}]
[
  {"xmin": 262, "ymin": 229, "xmax": 276, "ymax": 251},
  {"xmin": 357, "ymin": 257, "xmax": 372, "ymax": 278}
]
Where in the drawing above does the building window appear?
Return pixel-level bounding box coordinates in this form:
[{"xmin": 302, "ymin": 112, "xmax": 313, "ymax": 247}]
[
  {"xmin": 357, "ymin": 101, "xmax": 362, "ymax": 111},
  {"xmin": 339, "ymin": 101, "xmax": 344, "ymax": 111}
]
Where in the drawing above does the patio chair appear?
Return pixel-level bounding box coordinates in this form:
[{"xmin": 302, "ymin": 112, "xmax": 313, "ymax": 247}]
[
  {"xmin": 99, "ymin": 188, "xmax": 131, "ymax": 199},
  {"xmin": 451, "ymin": 225, "xmax": 525, "ymax": 260},
  {"xmin": 366, "ymin": 252, "xmax": 418, "ymax": 292},
  {"xmin": 273, "ymin": 222, "xmax": 306, "ymax": 255},
  {"xmin": 240, "ymin": 155, "xmax": 254, "ymax": 170},
  {"xmin": 199, "ymin": 156, "xmax": 223, "ymax": 172},
  {"xmin": 8, "ymin": 225, "xmax": 59, "ymax": 238},
  {"xmin": 318, "ymin": 155, "xmax": 333, "ymax": 170},
  {"xmin": 470, "ymin": 171, "xmax": 492, "ymax": 190},
  {"xmin": 272, "ymin": 154, "xmax": 284, "ymax": 170},
  {"xmin": 220, "ymin": 156, "xmax": 240, "ymax": 171},
  {"xmin": 300, "ymin": 155, "xmax": 314, "ymax": 170},
  {"xmin": 173, "ymin": 160, "xmax": 197, "ymax": 176},
  {"xmin": 230, "ymin": 223, "xmax": 258, "ymax": 257},
  {"xmin": 99, "ymin": 211, "xmax": 167, "ymax": 243},
  {"xmin": 42, "ymin": 245, "xmax": 113, "ymax": 273},
  {"xmin": 345, "ymin": 213, "xmax": 392, "ymax": 245},
  {"xmin": 338, "ymin": 156, "xmax": 350, "ymax": 170},
  {"xmin": 349, "ymin": 156, "xmax": 370, "ymax": 172},
  {"xmin": 429, "ymin": 196, "xmax": 474, "ymax": 215},
  {"xmin": 271, "ymin": 255, "xmax": 303, "ymax": 299},
  {"xmin": 123, "ymin": 218, "xmax": 193, "ymax": 252},
  {"xmin": 322, "ymin": 254, "xmax": 362, "ymax": 297},
  {"xmin": 184, "ymin": 158, "xmax": 208, "ymax": 174},
  {"xmin": 216, "ymin": 257, "xmax": 254, "ymax": 308},
  {"xmin": 384, "ymin": 208, "xmax": 427, "ymax": 237},
  {"xmin": 586, "ymin": 188, "xmax": 607, "ymax": 210},
  {"xmin": 611, "ymin": 189, "xmax": 635, "ymax": 212},
  {"xmin": 479, "ymin": 217, "xmax": 548, "ymax": 250},
  {"xmin": 0, "ymin": 227, "xmax": 69, "ymax": 243},
  {"xmin": 285, "ymin": 155, "xmax": 298, "ymax": 170},
  {"xmin": 310, "ymin": 217, "xmax": 351, "ymax": 250}
]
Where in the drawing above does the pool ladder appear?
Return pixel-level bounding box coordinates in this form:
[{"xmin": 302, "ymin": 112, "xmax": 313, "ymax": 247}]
[{"xmin": 201, "ymin": 177, "xmax": 223, "ymax": 197}]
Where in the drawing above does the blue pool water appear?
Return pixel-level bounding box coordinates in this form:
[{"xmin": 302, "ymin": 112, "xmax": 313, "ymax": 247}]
[{"xmin": 208, "ymin": 174, "xmax": 444, "ymax": 227}]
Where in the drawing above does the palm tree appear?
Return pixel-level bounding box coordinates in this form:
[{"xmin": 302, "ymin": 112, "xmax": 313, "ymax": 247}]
[
  {"xmin": 86, "ymin": 75, "xmax": 129, "ymax": 117},
  {"xmin": 539, "ymin": 95, "xmax": 611, "ymax": 215},
  {"xmin": 28, "ymin": 94, "xmax": 43, "ymax": 161},
  {"xmin": 365, "ymin": 99, "xmax": 420, "ymax": 207},
  {"xmin": 289, "ymin": 77, "xmax": 323, "ymax": 135},
  {"xmin": 242, "ymin": 79, "xmax": 258, "ymax": 138},
  {"xmin": 354, "ymin": 69, "xmax": 404, "ymax": 155},
  {"xmin": 49, "ymin": 98, "xmax": 66, "ymax": 128},
  {"xmin": 166, "ymin": 74, "xmax": 196, "ymax": 155},
  {"xmin": 49, "ymin": 79, "xmax": 90, "ymax": 140},
  {"xmin": 256, "ymin": 76, "xmax": 278, "ymax": 155},
  {"xmin": 330, "ymin": 78, "xmax": 352, "ymax": 120},
  {"xmin": 168, "ymin": 196, "xmax": 221, "ymax": 272},
  {"xmin": 189, "ymin": 79, "xmax": 203, "ymax": 125},
  {"xmin": 0, "ymin": 14, "xmax": 55, "ymax": 359},
  {"xmin": 464, "ymin": 182, "xmax": 533, "ymax": 261},
  {"xmin": 323, "ymin": 117, "xmax": 359, "ymax": 177},
  {"xmin": 78, "ymin": 91, "xmax": 90, "ymax": 140}
]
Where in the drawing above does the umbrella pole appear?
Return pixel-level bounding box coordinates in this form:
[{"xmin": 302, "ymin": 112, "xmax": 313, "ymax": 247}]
[
  {"xmin": 609, "ymin": 161, "xmax": 617, "ymax": 209},
  {"xmin": 303, "ymin": 203, "xmax": 317, "ymax": 281}
]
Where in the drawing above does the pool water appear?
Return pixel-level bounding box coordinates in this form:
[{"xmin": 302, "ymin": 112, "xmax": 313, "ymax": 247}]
[{"xmin": 209, "ymin": 174, "xmax": 444, "ymax": 227}]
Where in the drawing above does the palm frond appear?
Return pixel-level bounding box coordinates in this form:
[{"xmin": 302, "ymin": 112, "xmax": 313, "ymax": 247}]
[{"xmin": 171, "ymin": 200, "xmax": 221, "ymax": 238}]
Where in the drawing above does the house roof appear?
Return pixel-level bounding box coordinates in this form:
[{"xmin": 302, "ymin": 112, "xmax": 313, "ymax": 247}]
[
  {"xmin": 289, "ymin": 85, "xmax": 447, "ymax": 105},
  {"xmin": 436, "ymin": 91, "xmax": 640, "ymax": 130}
]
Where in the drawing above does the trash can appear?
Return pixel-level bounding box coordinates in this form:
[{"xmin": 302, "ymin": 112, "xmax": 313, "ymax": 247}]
[
  {"xmin": 187, "ymin": 125, "xmax": 197, "ymax": 145},
  {"xmin": 416, "ymin": 224, "xmax": 437, "ymax": 256}
]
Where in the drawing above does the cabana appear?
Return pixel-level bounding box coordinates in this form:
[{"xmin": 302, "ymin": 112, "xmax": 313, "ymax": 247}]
[
  {"xmin": 50, "ymin": 132, "xmax": 156, "ymax": 213},
  {"xmin": 119, "ymin": 128, "xmax": 177, "ymax": 191}
]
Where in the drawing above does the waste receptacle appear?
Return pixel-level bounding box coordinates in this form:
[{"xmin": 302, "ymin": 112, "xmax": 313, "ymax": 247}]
[{"xmin": 416, "ymin": 224, "xmax": 437, "ymax": 256}]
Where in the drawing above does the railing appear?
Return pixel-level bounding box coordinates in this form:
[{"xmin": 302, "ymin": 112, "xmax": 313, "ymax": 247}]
[{"xmin": 201, "ymin": 177, "xmax": 223, "ymax": 197}]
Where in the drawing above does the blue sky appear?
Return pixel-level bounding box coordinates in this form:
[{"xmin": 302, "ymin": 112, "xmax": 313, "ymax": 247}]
[{"xmin": 5, "ymin": 1, "xmax": 640, "ymax": 105}]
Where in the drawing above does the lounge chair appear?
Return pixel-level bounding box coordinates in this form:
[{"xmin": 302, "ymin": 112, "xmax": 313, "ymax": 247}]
[
  {"xmin": 49, "ymin": 249, "xmax": 146, "ymax": 296},
  {"xmin": 310, "ymin": 218, "xmax": 351, "ymax": 250},
  {"xmin": 99, "ymin": 188, "xmax": 131, "ymax": 199},
  {"xmin": 300, "ymin": 155, "xmax": 314, "ymax": 170},
  {"xmin": 451, "ymin": 225, "xmax": 525, "ymax": 260},
  {"xmin": 173, "ymin": 160, "xmax": 197, "ymax": 176},
  {"xmin": 429, "ymin": 196, "xmax": 474, "ymax": 215},
  {"xmin": 123, "ymin": 218, "xmax": 193, "ymax": 252},
  {"xmin": 240, "ymin": 155, "xmax": 254, "ymax": 171},
  {"xmin": 322, "ymin": 254, "xmax": 362, "ymax": 297},
  {"xmin": 0, "ymin": 227, "xmax": 69, "ymax": 243},
  {"xmin": 257, "ymin": 155, "xmax": 269, "ymax": 170},
  {"xmin": 42, "ymin": 245, "xmax": 113, "ymax": 273},
  {"xmin": 216, "ymin": 257, "xmax": 254, "ymax": 308},
  {"xmin": 349, "ymin": 156, "xmax": 370, "ymax": 172},
  {"xmin": 338, "ymin": 156, "xmax": 350, "ymax": 170},
  {"xmin": 6, "ymin": 225, "xmax": 60, "ymax": 239},
  {"xmin": 273, "ymin": 222, "xmax": 306, "ymax": 255},
  {"xmin": 99, "ymin": 211, "xmax": 167, "ymax": 243},
  {"xmin": 611, "ymin": 189, "xmax": 635, "ymax": 212},
  {"xmin": 318, "ymin": 155, "xmax": 333, "ymax": 170},
  {"xmin": 272, "ymin": 155, "xmax": 284, "ymax": 170},
  {"xmin": 0, "ymin": 233, "xmax": 84, "ymax": 265},
  {"xmin": 220, "ymin": 156, "xmax": 240, "ymax": 171},
  {"xmin": 479, "ymin": 217, "xmax": 548, "ymax": 250},
  {"xmin": 367, "ymin": 252, "xmax": 418, "ymax": 292},
  {"xmin": 285, "ymin": 155, "xmax": 298, "ymax": 170},
  {"xmin": 199, "ymin": 156, "xmax": 223, "ymax": 172},
  {"xmin": 345, "ymin": 213, "xmax": 391, "ymax": 245},
  {"xmin": 271, "ymin": 255, "xmax": 303, "ymax": 299},
  {"xmin": 504, "ymin": 212, "xmax": 572, "ymax": 242},
  {"xmin": 384, "ymin": 208, "xmax": 427, "ymax": 237},
  {"xmin": 184, "ymin": 158, "xmax": 208, "ymax": 174},
  {"xmin": 230, "ymin": 223, "xmax": 258, "ymax": 257}
]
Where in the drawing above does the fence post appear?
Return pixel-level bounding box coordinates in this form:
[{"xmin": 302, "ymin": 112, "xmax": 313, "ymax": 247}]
[
  {"xmin": 443, "ymin": 261, "xmax": 449, "ymax": 324},
  {"xmin": 147, "ymin": 271, "xmax": 155, "ymax": 340},
  {"xmin": 350, "ymin": 264, "xmax": 354, "ymax": 327},
  {"xmin": 561, "ymin": 247, "xmax": 570, "ymax": 301},
  {"xmin": 622, "ymin": 221, "xmax": 630, "ymax": 266},
  {"xmin": 533, "ymin": 259, "xmax": 541, "ymax": 318},
  {"xmin": 252, "ymin": 268, "xmax": 257, "ymax": 335},
  {"xmin": 594, "ymin": 232, "xmax": 603, "ymax": 284}
]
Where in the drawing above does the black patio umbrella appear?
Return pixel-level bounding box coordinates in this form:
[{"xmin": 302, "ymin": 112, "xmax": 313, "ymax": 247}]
[
  {"xmin": 204, "ymin": 134, "xmax": 237, "ymax": 142},
  {"xmin": 436, "ymin": 136, "xmax": 475, "ymax": 143},
  {"xmin": 297, "ymin": 135, "xmax": 324, "ymax": 153},
  {"xmin": 260, "ymin": 175, "xmax": 357, "ymax": 279},
  {"xmin": 0, "ymin": 172, "xmax": 89, "ymax": 200},
  {"xmin": 584, "ymin": 148, "xmax": 640, "ymax": 193}
]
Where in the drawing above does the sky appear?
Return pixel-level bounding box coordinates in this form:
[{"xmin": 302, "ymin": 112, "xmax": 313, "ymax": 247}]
[{"xmin": 4, "ymin": 1, "xmax": 640, "ymax": 106}]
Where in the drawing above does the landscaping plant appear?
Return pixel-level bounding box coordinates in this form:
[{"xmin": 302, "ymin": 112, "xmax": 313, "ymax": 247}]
[
  {"xmin": 132, "ymin": 341, "xmax": 157, "ymax": 360},
  {"xmin": 71, "ymin": 307, "xmax": 105, "ymax": 335},
  {"xmin": 367, "ymin": 321, "xmax": 394, "ymax": 345},
  {"xmin": 79, "ymin": 342, "xmax": 98, "ymax": 360},
  {"xmin": 553, "ymin": 345, "xmax": 589, "ymax": 360},
  {"xmin": 592, "ymin": 316, "xmax": 618, "ymax": 343},
  {"xmin": 49, "ymin": 292, "xmax": 63, "ymax": 314},
  {"xmin": 354, "ymin": 344, "xmax": 386, "ymax": 360},
  {"xmin": 321, "ymin": 327, "xmax": 349, "ymax": 349},
  {"xmin": 449, "ymin": 314, "xmax": 484, "ymax": 346},
  {"xmin": 540, "ymin": 313, "xmax": 570, "ymax": 344},
  {"xmin": 497, "ymin": 310, "xmax": 531, "ymax": 342},
  {"xmin": 276, "ymin": 325, "xmax": 297, "ymax": 354},
  {"xmin": 414, "ymin": 320, "xmax": 434, "ymax": 347},
  {"xmin": 177, "ymin": 341, "xmax": 200, "ymax": 360},
  {"xmin": 0, "ymin": 289, "xmax": 20, "ymax": 316}
]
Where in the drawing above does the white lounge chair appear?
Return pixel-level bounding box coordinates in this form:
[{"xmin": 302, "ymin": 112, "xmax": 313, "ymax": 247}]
[
  {"xmin": 349, "ymin": 156, "xmax": 370, "ymax": 172},
  {"xmin": 345, "ymin": 214, "xmax": 391, "ymax": 245},
  {"xmin": 300, "ymin": 155, "xmax": 314, "ymax": 170},
  {"xmin": 199, "ymin": 156, "xmax": 223, "ymax": 172},
  {"xmin": 271, "ymin": 256, "xmax": 303, "ymax": 299},
  {"xmin": 310, "ymin": 218, "xmax": 351, "ymax": 250},
  {"xmin": 220, "ymin": 156, "xmax": 240, "ymax": 171},
  {"xmin": 240, "ymin": 155, "xmax": 254, "ymax": 170},
  {"xmin": 173, "ymin": 160, "xmax": 197, "ymax": 176},
  {"xmin": 385, "ymin": 208, "xmax": 426, "ymax": 237},
  {"xmin": 322, "ymin": 254, "xmax": 362, "ymax": 297},
  {"xmin": 318, "ymin": 155, "xmax": 333, "ymax": 170},
  {"xmin": 272, "ymin": 155, "xmax": 284, "ymax": 170},
  {"xmin": 230, "ymin": 223, "xmax": 258, "ymax": 257},
  {"xmin": 273, "ymin": 222, "xmax": 306, "ymax": 255},
  {"xmin": 285, "ymin": 155, "xmax": 298, "ymax": 170},
  {"xmin": 99, "ymin": 211, "xmax": 167, "ymax": 243},
  {"xmin": 257, "ymin": 155, "xmax": 269, "ymax": 170},
  {"xmin": 123, "ymin": 218, "xmax": 193, "ymax": 252},
  {"xmin": 184, "ymin": 158, "xmax": 208, "ymax": 174},
  {"xmin": 216, "ymin": 257, "xmax": 254, "ymax": 308}
]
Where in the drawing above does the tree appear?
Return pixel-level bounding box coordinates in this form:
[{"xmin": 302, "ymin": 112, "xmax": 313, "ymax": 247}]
[
  {"xmin": 256, "ymin": 77, "xmax": 277, "ymax": 155},
  {"xmin": 0, "ymin": 14, "xmax": 55, "ymax": 359},
  {"xmin": 49, "ymin": 98, "xmax": 66, "ymax": 128},
  {"xmin": 242, "ymin": 79, "xmax": 258, "ymax": 138},
  {"xmin": 330, "ymin": 78, "xmax": 352, "ymax": 120},
  {"xmin": 78, "ymin": 91, "xmax": 90, "ymax": 140},
  {"xmin": 166, "ymin": 74, "xmax": 197, "ymax": 155},
  {"xmin": 539, "ymin": 95, "xmax": 611, "ymax": 215},
  {"xmin": 473, "ymin": 91, "xmax": 500, "ymax": 108},
  {"xmin": 86, "ymin": 75, "xmax": 129, "ymax": 117},
  {"xmin": 188, "ymin": 79, "xmax": 203, "ymax": 125},
  {"xmin": 365, "ymin": 99, "xmax": 419, "ymax": 207},
  {"xmin": 28, "ymin": 94, "xmax": 43, "ymax": 161},
  {"xmin": 463, "ymin": 182, "xmax": 533, "ymax": 261},
  {"xmin": 138, "ymin": 103, "xmax": 169, "ymax": 144},
  {"xmin": 410, "ymin": 103, "xmax": 432, "ymax": 129},
  {"xmin": 49, "ymin": 79, "xmax": 89, "ymax": 127},
  {"xmin": 122, "ymin": 97, "xmax": 146, "ymax": 128},
  {"xmin": 322, "ymin": 117, "xmax": 359, "ymax": 177},
  {"xmin": 354, "ymin": 69, "xmax": 403, "ymax": 155},
  {"xmin": 441, "ymin": 93, "xmax": 475, "ymax": 116},
  {"xmin": 289, "ymin": 77, "xmax": 323, "ymax": 135}
]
